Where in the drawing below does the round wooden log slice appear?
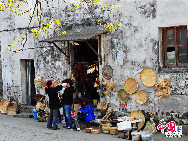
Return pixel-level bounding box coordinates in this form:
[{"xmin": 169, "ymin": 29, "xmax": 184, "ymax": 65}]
[
  {"xmin": 140, "ymin": 68, "xmax": 157, "ymax": 87},
  {"xmin": 102, "ymin": 65, "xmax": 113, "ymax": 80},
  {"xmin": 124, "ymin": 78, "xmax": 138, "ymax": 94},
  {"xmin": 136, "ymin": 90, "xmax": 148, "ymax": 104},
  {"xmin": 117, "ymin": 89, "xmax": 130, "ymax": 103},
  {"xmin": 128, "ymin": 110, "xmax": 145, "ymax": 130}
]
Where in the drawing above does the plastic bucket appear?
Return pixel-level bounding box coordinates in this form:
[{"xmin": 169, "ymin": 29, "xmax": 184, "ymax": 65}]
[{"xmin": 32, "ymin": 110, "xmax": 38, "ymax": 120}]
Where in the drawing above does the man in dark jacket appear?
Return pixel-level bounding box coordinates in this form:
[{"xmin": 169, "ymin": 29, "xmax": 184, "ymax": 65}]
[
  {"xmin": 45, "ymin": 80, "xmax": 62, "ymax": 130},
  {"xmin": 62, "ymin": 79, "xmax": 74, "ymax": 129}
]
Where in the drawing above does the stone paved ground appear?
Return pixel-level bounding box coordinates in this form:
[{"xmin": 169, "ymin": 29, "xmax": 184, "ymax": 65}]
[{"xmin": 0, "ymin": 114, "xmax": 187, "ymax": 141}]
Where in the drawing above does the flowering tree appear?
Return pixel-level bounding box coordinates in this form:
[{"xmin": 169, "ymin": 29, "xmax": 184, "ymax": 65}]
[{"xmin": 0, "ymin": 0, "xmax": 122, "ymax": 52}]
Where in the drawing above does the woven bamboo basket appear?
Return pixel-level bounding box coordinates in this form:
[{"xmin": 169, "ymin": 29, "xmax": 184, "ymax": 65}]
[
  {"xmin": 128, "ymin": 110, "xmax": 145, "ymax": 130},
  {"xmin": 102, "ymin": 126, "xmax": 110, "ymax": 134},
  {"xmin": 110, "ymin": 127, "xmax": 118, "ymax": 135},
  {"xmin": 102, "ymin": 82, "xmax": 107, "ymax": 87},
  {"xmin": 101, "ymin": 123, "xmax": 112, "ymax": 134},
  {"xmin": 124, "ymin": 78, "xmax": 138, "ymax": 94},
  {"xmin": 36, "ymin": 102, "xmax": 46, "ymax": 110},
  {"xmin": 7, "ymin": 103, "xmax": 17, "ymax": 115},
  {"xmin": 0, "ymin": 99, "xmax": 7, "ymax": 112},
  {"xmin": 103, "ymin": 91, "xmax": 110, "ymax": 95},
  {"xmin": 106, "ymin": 82, "xmax": 116, "ymax": 89},
  {"xmin": 117, "ymin": 89, "xmax": 130, "ymax": 104},
  {"xmin": 0, "ymin": 99, "xmax": 10, "ymax": 114},
  {"xmin": 102, "ymin": 65, "xmax": 113, "ymax": 80},
  {"xmin": 155, "ymin": 78, "xmax": 170, "ymax": 91},
  {"xmin": 155, "ymin": 86, "xmax": 171, "ymax": 98},
  {"xmin": 85, "ymin": 128, "xmax": 94, "ymax": 133},
  {"xmin": 91, "ymin": 129, "xmax": 100, "ymax": 134},
  {"xmin": 136, "ymin": 90, "xmax": 148, "ymax": 104},
  {"xmin": 140, "ymin": 68, "xmax": 157, "ymax": 87},
  {"xmin": 97, "ymin": 101, "xmax": 107, "ymax": 111}
]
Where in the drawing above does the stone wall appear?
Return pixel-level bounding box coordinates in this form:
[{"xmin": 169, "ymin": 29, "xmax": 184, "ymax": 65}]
[{"xmin": 0, "ymin": 42, "xmax": 3, "ymax": 96}]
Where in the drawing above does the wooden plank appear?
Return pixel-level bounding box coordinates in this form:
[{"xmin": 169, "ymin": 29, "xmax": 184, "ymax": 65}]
[
  {"xmin": 52, "ymin": 42, "xmax": 69, "ymax": 58},
  {"xmin": 85, "ymin": 41, "xmax": 102, "ymax": 62}
]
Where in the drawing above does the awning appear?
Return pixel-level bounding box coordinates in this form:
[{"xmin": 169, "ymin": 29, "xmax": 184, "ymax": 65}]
[{"xmin": 40, "ymin": 25, "xmax": 107, "ymax": 42}]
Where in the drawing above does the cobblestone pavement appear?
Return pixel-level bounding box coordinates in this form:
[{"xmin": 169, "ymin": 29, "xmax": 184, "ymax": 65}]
[{"xmin": 0, "ymin": 114, "xmax": 187, "ymax": 141}]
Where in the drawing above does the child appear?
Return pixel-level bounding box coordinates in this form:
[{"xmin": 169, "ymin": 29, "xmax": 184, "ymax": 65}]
[
  {"xmin": 77, "ymin": 98, "xmax": 95, "ymax": 127},
  {"xmin": 58, "ymin": 83, "xmax": 67, "ymax": 97},
  {"xmin": 71, "ymin": 110, "xmax": 81, "ymax": 131}
]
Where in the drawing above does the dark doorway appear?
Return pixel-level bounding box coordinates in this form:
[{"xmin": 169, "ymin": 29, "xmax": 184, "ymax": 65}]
[
  {"xmin": 72, "ymin": 39, "xmax": 100, "ymax": 103},
  {"xmin": 26, "ymin": 60, "xmax": 36, "ymax": 106}
]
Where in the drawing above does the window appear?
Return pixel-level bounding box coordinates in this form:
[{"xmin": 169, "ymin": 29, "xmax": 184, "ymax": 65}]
[{"xmin": 162, "ymin": 25, "xmax": 188, "ymax": 68}]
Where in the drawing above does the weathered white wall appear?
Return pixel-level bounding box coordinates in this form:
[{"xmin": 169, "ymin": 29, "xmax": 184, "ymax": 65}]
[{"xmin": 99, "ymin": 0, "xmax": 188, "ymax": 122}]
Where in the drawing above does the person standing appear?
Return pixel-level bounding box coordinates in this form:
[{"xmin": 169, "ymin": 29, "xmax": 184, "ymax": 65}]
[
  {"xmin": 45, "ymin": 80, "xmax": 62, "ymax": 130},
  {"xmin": 62, "ymin": 79, "xmax": 74, "ymax": 129}
]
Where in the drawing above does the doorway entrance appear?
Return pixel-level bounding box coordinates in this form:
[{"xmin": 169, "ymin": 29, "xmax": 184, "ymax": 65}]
[
  {"xmin": 71, "ymin": 39, "xmax": 100, "ymax": 103},
  {"xmin": 21, "ymin": 59, "xmax": 36, "ymax": 106}
]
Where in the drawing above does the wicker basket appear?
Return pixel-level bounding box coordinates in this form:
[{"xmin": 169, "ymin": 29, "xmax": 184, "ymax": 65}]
[
  {"xmin": 101, "ymin": 123, "xmax": 112, "ymax": 134},
  {"xmin": 136, "ymin": 90, "xmax": 148, "ymax": 104},
  {"xmin": 97, "ymin": 101, "xmax": 107, "ymax": 111},
  {"xmin": 7, "ymin": 103, "xmax": 17, "ymax": 115},
  {"xmin": 91, "ymin": 129, "xmax": 100, "ymax": 134},
  {"xmin": 117, "ymin": 89, "xmax": 129, "ymax": 104},
  {"xmin": 155, "ymin": 86, "xmax": 171, "ymax": 98},
  {"xmin": 102, "ymin": 82, "xmax": 107, "ymax": 87},
  {"xmin": 102, "ymin": 65, "xmax": 113, "ymax": 80},
  {"xmin": 85, "ymin": 128, "xmax": 94, "ymax": 133},
  {"xmin": 155, "ymin": 78, "xmax": 170, "ymax": 91},
  {"xmin": 0, "ymin": 99, "xmax": 10, "ymax": 114},
  {"xmin": 140, "ymin": 68, "xmax": 157, "ymax": 87},
  {"xmin": 103, "ymin": 91, "xmax": 110, "ymax": 95},
  {"xmin": 110, "ymin": 127, "xmax": 118, "ymax": 135},
  {"xmin": 34, "ymin": 75, "xmax": 43, "ymax": 84},
  {"xmin": 124, "ymin": 78, "xmax": 138, "ymax": 94},
  {"xmin": 128, "ymin": 110, "xmax": 145, "ymax": 130},
  {"xmin": 0, "ymin": 99, "xmax": 7, "ymax": 112},
  {"xmin": 106, "ymin": 82, "xmax": 116, "ymax": 89}
]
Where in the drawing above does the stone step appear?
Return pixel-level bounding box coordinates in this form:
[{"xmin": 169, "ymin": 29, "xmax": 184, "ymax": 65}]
[
  {"xmin": 13, "ymin": 112, "xmax": 33, "ymax": 118},
  {"xmin": 19, "ymin": 106, "xmax": 36, "ymax": 113}
]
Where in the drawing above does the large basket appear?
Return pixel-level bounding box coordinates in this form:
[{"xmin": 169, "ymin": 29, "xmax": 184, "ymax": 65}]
[
  {"xmin": 102, "ymin": 126, "xmax": 111, "ymax": 134},
  {"xmin": 128, "ymin": 110, "xmax": 145, "ymax": 130},
  {"xmin": 117, "ymin": 89, "xmax": 130, "ymax": 104},
  {"xmin": 85, "ymin": 128, "xmax": 94, "ymax": 133},
  {"xmin": 0, "ymin": 99, "xmax": 10, "ymax": 114},
  {"xmin": 34, "ymin": 74, "xmax": 43, "ymax": 84},
  {"xmin": 110, "ymin": 127, "xmax": 118, "ymax": 135},
  {"xmin": 124, "ymin": 78, "xmax": 138, "ymax": 94},
  {"xmin": 155, "ymin": 86, "xmax": 171, "ymax": 98},
  {"xmin": 140, "ymin": 68, "xmax": 157, "ymax": 87},
  {"xmin": 7, "ymin": 103, "xmax": 17, "ymax": 115},
  {"xmin": 102, "ymin": 65, "xmax": 113, "ymax": 80},
  {"xmin": 136, "ymin": 90, "xmax": 148, "ymax": 104},
  {"xmin": 155, "ymin": 78, "xmax": 170, "ymax": 91},
  {"xmin": 0, "ymin": 99, "xmax": 6, "ymax": 111},
  {"xmin": 91, "ymin": 129, "xmax": 100, "ymax": 134}
]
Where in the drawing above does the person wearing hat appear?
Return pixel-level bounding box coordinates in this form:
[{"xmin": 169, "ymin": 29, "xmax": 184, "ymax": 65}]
[{"xmin": 45, "ymin": 80, "xmax": 62, "ymax": 130}]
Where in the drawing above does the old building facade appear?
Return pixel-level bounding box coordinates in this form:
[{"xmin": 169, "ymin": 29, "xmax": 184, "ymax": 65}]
[{"xmin": 0, "ymin": 0, "xmax": 188, "ymax": 123}]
